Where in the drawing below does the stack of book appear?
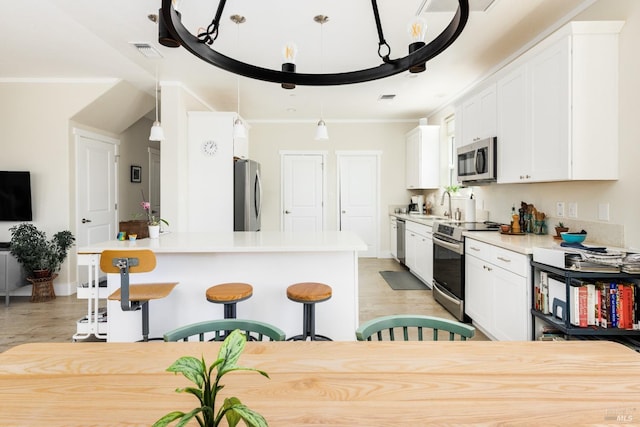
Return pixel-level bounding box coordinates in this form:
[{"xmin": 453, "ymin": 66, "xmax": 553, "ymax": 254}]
[
  {"xmin": 569, "ymin": 280, "xmax": 638, "ymax": 329},
  {"xmin": 622, "ymin": 253, "xmax": 640, "ymax": 274}
]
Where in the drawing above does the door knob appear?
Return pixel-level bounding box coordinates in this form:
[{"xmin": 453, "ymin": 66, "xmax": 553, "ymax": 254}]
[
  {"xmin": 285, "ymin": 210, "xmax": 291, "ymax": 214},
  {"xmin": 342, "ymin": 210, "xmax": 346, "ymax": 214},
  {"xmin": 81, "ymin": 218, "xmax": 92, "ymax": 224}
]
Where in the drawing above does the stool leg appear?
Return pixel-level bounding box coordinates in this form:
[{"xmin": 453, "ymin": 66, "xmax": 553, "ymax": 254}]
[
  {"xmin": 141, "ymin": 302, "xmax": 149, "ymax": 342},
  {"xmin": 224, "ymin": 302, "xmax": 237, "ymax": 319},
  {"xmin": 303, "ymin": 303, "xmax": 315, "ymax": 340}
]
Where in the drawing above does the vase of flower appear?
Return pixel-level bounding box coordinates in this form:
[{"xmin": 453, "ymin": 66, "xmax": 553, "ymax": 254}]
[{"xmin": 148, "ymin": 224, "xmax": 160, "ymax": 239}]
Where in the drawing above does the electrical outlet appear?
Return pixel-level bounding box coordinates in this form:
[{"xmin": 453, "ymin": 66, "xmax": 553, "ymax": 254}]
[
  {"xmin": 568, "ymin": 202, "xmax": 578, "ymax": 218},
  {"xmin": 598, "ymin": 203, "xmax": 610, "ymax": 221},
  {"xmin": 556, "ymin": 202, "xmax": 565, "ymax": 217}
]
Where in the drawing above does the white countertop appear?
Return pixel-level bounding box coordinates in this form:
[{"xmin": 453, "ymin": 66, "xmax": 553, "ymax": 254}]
[
  {"xmin": 78, "ymin": 231, "xmax": 368, "ymax": 254},
  {"xmin": 464, "ymin": 231, "xmax": 564, "ymax": 255},
  {"xmin": 390, "ymin": 213, "xmax": 447, "ymax": 227}
]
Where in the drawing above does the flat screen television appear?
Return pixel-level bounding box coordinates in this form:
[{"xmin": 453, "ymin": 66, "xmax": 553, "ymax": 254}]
[{"xmin": 0, "ymin": 171, "xmax": 33, "ymax": 221}]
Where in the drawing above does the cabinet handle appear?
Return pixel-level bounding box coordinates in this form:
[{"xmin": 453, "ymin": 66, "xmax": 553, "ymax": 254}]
[
  {"xmin": 469, "ymin": 246, "xmax": 480, "ymax": 251},
  {"xmin": 483, "ymin": 265, "xmax": 493, "ymax": 272},
  {"xmin": 497, "ymin": 256, "xmax": 511, "ymax": 263}
]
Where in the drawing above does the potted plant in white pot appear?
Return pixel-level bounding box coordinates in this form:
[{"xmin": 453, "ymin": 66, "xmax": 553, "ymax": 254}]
[
  {"xmin": 140, "ymin": 201, "xmax": 168, "ymax": 239},
  {"xmin": 9, "ymin": 223, "xmax": 75, "ymax": 279}
]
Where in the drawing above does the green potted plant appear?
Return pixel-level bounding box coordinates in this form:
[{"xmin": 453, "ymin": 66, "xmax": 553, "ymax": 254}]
[
  {"xmin": 154, "ymin": 329, "xmax": 269, "ymax": 427},
  {"xmin": 9, "ymin": 223, "xmax": 75, "ymax": 279},
  {"xmin": 554, "ymin": 222, "xmax": 569, "ymax": 238}
]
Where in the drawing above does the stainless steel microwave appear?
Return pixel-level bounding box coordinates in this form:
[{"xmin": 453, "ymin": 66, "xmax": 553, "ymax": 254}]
[{"xmin": 456, "ymin": 137, "xmax": 497, "ymax": 184}]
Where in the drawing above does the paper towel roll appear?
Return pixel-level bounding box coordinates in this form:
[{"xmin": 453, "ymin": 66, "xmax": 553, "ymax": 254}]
[{"xmin": 465, "ymin": 198, "xmax": 476, "ymax": 222}]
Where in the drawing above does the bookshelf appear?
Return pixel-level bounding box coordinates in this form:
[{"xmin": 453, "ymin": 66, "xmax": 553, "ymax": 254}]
[{"xmin": 531, "ymin": 261, "xmax": 640, "ymax": 340}]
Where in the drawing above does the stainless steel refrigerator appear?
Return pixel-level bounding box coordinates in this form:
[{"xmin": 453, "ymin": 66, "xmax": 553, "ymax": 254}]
[{"xmin": 234, "ymin": 159, "xmax": 262, "ymax": 231}]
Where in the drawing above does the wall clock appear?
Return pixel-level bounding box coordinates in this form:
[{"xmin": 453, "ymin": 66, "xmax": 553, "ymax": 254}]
[{"xmin": 202, "ymin": 140, "xmax": 218, "ymax": 156}]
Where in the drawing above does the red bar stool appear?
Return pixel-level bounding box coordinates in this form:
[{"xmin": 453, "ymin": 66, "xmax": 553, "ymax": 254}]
[
  {"xmin": 286, "ymin": 282, "xmax": 332, "ymax": 341},
  {"xmin": 206, "ymin": 282, "xmax": 253, "ymax": 319}
]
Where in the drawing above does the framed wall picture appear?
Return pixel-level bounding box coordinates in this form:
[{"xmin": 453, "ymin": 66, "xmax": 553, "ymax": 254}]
[{"xmin": 130, "ymin": 165, "xmax": 142, "ymax": 183}]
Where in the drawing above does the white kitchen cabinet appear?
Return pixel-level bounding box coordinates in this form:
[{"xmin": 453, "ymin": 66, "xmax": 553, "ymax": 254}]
[
  {"xmin": 405, "ymin": 125, "xmax": 440, "ymax": 189},
  {"xmin": 496, "ymin": 63, "xmax": 530, "ymax": 183},
  {"xmin": 497, "ymin": 21, "xmax": 623, "ymax": 184},
  {"xmin": 465, "ymin": 238, "xmax": 531, "ymax": 341},
  {"xmin": 405, "ymin": 221, "xmax": 432, "ymax": 286},
  {"xmin": 459, "ymin": 83, "xmax": 496, "ymax": 148},
  {"xmin": 390, "ymin": 217, "xmax": 397, "ymax": 260}
]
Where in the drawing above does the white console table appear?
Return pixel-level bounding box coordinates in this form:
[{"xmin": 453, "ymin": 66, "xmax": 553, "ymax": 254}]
[{"xmin": 0, "ymin": 249, "xmax": 26, "ymax": 306}]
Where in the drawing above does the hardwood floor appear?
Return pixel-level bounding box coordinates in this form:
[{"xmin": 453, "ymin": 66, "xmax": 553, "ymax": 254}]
[{"xmin": 0, "ymin": 258, "xmax": 487, "ymax": 352}]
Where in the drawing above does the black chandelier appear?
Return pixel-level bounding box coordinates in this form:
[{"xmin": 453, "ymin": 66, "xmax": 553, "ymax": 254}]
[{"xmin": 159, "ymin": 0, "xmax": 470, "ymax": 87}]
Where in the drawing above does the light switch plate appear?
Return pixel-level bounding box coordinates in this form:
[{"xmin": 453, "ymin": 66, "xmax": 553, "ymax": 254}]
[
  {"xmin": 556, "ymin": 202, "xmax": 565, "ymax": 217},
  {"xmin": 598, "ymin": 203, "xmax": 610, "ymax": 221},
  {"xmin": 568, "ymin": 202, "xmax": 578, "ymax": 218}
]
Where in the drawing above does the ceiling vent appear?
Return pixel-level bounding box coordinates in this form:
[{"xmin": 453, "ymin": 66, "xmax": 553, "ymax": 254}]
[
  {"xmin": 418, "ymin": 0, "xmax": 496, "ymax": 14},
  {"xmin": 130, "ymin": 43, "xmax": 163, "ymax": 59},
  {"xmin": 378, "ymin": 94, "xmax": 396, "ymax": 101}
]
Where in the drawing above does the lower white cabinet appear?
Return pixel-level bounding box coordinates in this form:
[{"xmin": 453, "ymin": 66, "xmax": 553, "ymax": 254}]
[
  {"xmin": 405, "ymin": 221, "xmax": 433, "ymax": 286},
  {"xmin": 465, "ymin": 238, "xmax": 531, "ymax": 340},
  {"xmin": 390, "ymin": 217, "xmax": 398, "ymax": 260}
]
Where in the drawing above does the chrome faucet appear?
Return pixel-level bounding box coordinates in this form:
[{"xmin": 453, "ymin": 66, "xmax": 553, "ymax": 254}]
[{"xmin": 440, "ymin": 190, "xmax": 452, "ymax": 220}]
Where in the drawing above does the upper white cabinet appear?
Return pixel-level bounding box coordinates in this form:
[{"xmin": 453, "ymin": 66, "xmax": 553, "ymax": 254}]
[
  {"xmin": 496, "ymin": 21, "xmax": 623, "ymax": 183},
  {"xmin": 459, "ymin": 84, "xmax": 496, "ymax": 148},
  {"xmin": 405, "ymin": 125, "xmax": 440, "ymax": 189},
  {"xmin": 497, "ymin": 63, "xmax": 530, "ymax": 183}
]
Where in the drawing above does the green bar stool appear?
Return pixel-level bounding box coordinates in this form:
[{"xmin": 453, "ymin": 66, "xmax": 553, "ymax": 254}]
[
  {"xmin": 205, "ymin": 282, "xmax": 253, "ymax": 319},
  {"xmin": 286, "ymin": 282, "xmax": 332, "ymax": 341}
]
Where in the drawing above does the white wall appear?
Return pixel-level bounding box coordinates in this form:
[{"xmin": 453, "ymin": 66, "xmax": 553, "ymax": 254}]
[
  {"xmin": 428, "ymin": 0, "xmax": 640, "ymax": 250},
  {"xmin": 248, "ymin": 121, "xmax": 415, "ymax": 251}
]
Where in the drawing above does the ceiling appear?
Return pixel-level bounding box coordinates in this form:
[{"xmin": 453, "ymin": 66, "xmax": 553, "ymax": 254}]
[{"xmin": 1, "ymin": 0, "xmax": 593, "ymax": 123}]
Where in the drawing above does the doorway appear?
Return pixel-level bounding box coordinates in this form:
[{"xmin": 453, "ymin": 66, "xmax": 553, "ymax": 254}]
[
  {"xmin": 74, "ymin": 128, "xmax": 118, "ymax": 250},
  {"xmin": 281, "ymin": 152, "xmax": 326, "ymax": 232},
  {"xmin": 337, "ymin": 151, "xmax": 380, "ymax": 258}
]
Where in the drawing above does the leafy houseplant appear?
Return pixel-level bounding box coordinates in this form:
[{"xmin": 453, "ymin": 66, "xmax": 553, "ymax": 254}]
[
  {"xmin": 154, "ymin": 329, "xmax": 269, "ymax": 427},
  {"xmin": 140, "ymin": 201, "xmax": 168, "ymax": 227},
  {"xmin": 554, "ymin": 222, "xmax": 569, "ymax": 237},
  {"xmin": 9, "ymin": 223, "xmax": 75, "ymax": 278}
]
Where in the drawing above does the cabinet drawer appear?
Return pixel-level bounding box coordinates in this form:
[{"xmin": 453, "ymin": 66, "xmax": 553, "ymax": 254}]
[
  {"xmin": 465, "ymin": 238, "xmax": 528, "ymax": 277},
  {"xmin": 406, "ymin": 221, "xmax": 431, "ymax": 236}
]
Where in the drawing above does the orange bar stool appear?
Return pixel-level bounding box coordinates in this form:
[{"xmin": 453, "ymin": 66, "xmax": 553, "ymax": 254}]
[
  {"xmin": 206, "ymin": 282, "xmax": 253, "ymax": 319},
  {"xmin": 100, "ymin": 250, "xmax": 178, "ymax": 342},
  {"xmin": 286, "ymin": 282, "xmax": 332, "ymax": 341}
]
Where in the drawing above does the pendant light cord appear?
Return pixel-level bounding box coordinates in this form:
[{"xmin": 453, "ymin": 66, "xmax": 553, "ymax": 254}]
[{"xmin": 155, "ymin": 65, "xmax": 159, "ymax": 122}]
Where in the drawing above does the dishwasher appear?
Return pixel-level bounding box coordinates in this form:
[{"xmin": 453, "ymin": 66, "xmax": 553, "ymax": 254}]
[{"xmin": 396, "ymin": 218, "xmax": 406, "ymax": 265}]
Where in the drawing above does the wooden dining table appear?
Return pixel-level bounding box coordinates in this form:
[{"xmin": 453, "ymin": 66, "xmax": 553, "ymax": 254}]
[{"xmin": 1, "ymin": 340, "xmax": 639, "ymax": 426}]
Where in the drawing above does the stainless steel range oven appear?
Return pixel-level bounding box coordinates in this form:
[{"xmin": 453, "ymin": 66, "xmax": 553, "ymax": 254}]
[{"xmin": 432, "ymin": 221, "xmax": 499, "ymax": 322}]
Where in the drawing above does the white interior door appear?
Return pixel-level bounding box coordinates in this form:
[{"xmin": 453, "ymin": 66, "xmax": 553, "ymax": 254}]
[
  {"xmin": 281, "ymin": 153, "xmax": 325, "ymax": 232},
  {"xmin": 75, "ymin": 129, "xmax": 118, "ymax": 250},
  {"xmin": 338, "ymin": 152, "xmax": 380, "ymax": 258}
]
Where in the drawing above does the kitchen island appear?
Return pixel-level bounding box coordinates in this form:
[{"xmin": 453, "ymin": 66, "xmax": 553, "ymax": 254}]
[{"xmin": 77, "ymin": 231, "xmax": 367, "ymax": 342}]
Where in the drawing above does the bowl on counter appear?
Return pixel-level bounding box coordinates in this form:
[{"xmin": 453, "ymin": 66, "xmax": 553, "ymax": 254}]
[
  {"xmin": 560, "ymin": 231, "xmax": 587, "ymax": 244},
  {"xmin": 500, "ymin": 224, "xmax": 511, "ymax": 233}
]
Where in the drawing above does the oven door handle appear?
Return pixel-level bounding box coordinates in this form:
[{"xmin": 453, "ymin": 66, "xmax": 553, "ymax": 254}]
[
  {"xmin": 433, "ymin": 281, "xmax": 460, "ymax": 305},
  {"xmin": 433, "ymin": 235, "xmax": 463, "ymax": 255}
]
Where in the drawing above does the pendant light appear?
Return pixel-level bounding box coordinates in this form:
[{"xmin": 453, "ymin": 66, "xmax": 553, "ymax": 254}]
[
  {"xmin": 314, "ymin": 15, "xmax": 329, "ymax": 141},
  {"xmin": 149, "ymin": 66, "xmax": 164, "ymax": 141},
  {"xmin": 231, "ymin": 14, "xmax": 247, "ymax": 139}
]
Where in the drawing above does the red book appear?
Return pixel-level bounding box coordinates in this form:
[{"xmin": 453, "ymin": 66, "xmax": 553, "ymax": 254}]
[
  {"xmin": 579, "ymin": 286, "xmax": 588, "ymax": 327},
  {"xmin": 618, "ymin": 284, "xmax": 625, "ymax": 329},
  {"xmin": 624, "ymin": 285, "xmax": 634, "ymax": 329}
]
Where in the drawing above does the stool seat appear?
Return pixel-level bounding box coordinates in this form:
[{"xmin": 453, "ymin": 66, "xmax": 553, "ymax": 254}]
[
  {"xmin": 287, "ymin": 282, "xmax": 332, "ymax": 303},
  {"xmin": 206, "ymin": 282, "xmax": 253, "ymax": 319},
  {"xmin": 108, "ymin": 283, "xmax": 178, "ymax": 302},
  {"xmin": 287, "ymin": 282, "xmax": 332, "ymax": 341}
]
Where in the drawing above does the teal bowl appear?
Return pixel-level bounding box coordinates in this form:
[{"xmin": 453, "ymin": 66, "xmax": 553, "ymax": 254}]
[{"xmin": 561, "ymin": 232, "xmax": 586, "ymax": 244}]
